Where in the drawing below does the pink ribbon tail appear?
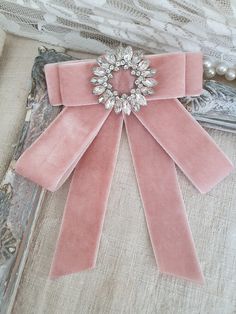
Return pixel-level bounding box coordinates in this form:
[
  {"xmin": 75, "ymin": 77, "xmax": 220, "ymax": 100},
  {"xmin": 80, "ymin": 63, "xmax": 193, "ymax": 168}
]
[
  {"xmin": 50, "ymin": 111, "xmax": 123, "ymax": 277},
  {"xmin": 125, "ymin": 114, "xmax": 204, "ymax": 283},
  {"xmin": 15, "ymin": 105, "xmax": 110, "ymax": 191},
  {"xmin": 134, "ymin": 99, "xmax": 233, "ymax": 193}
]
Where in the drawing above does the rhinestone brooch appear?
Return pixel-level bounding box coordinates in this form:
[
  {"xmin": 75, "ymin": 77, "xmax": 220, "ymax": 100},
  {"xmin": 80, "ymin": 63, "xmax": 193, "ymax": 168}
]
[{"xmin": 91, "ymin": 46, "xmax": 158, "ymax": 115}]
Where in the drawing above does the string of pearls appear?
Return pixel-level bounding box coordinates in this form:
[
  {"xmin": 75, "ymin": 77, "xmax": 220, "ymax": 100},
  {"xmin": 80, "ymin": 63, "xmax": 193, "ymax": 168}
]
[{"xmin": 203, "ymin": 58, "xmax": 236, "ymax": 81}]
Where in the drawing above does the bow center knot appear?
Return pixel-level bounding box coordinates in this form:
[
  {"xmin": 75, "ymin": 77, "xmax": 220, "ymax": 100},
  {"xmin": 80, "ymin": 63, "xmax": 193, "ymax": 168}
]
[{"xmin": 91, "ymin": 46, "xmax": 158, "ymax": 115}]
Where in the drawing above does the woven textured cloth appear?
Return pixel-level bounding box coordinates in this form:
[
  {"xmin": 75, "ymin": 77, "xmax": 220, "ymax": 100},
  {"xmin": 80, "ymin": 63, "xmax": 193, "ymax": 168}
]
[
  {"xmin": 0, "ymin": 35, "xmax": 235, "ymax": 314},
  {"xmin": 1, "ymin": 1, "xmax": 236, "ymax": 67}
]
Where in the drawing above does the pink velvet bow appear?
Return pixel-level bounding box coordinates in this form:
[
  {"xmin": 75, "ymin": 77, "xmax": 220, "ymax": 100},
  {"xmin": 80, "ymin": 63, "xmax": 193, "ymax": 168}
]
[{"xmin": 15, "ymin": 52, "xmax": 233, "ymax": 283}]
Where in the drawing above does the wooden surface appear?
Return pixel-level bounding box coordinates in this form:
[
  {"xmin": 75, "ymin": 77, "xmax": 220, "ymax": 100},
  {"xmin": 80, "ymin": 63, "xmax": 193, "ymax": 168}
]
[{"xmin": 0, "ymin": 35, "xmax": 235, "ymax": 314}]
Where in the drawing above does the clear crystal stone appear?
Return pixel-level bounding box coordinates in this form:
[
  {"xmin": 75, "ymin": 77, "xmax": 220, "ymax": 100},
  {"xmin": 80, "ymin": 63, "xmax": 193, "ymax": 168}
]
[
  {"xmin": 116, "ymin": 46, "xmax": 125, "ymax": 61},
  {"xmin": 132, "ymin": 50, "xmax": 143, "ymax": 64},
  {"xmin": 90, "ymin": 77, "xmax": 98, "ymax": 85},
  {"xmin": 105, "ymin": 52, "xmax": 116, "ymax": 64},
  {"xmin": 93, "ymin": 85, "xmax": 106, "ymax": 95},
  {"xmin": 142, "ymin": 69, "xmax": 157, "ymax": 77},
  {"xmin": 133, "ymin": 103, "xmax": 141, "ymax": 112},
  {"xmin": 97, "ymin": 56, "xmax": 110, "ymax": 69},
  {"xmin": 136, "ymin": 93, "xmax": 147, "ymax": 106},
  {"xmin": 129, "ymin": 97, "xmax": 140, "ymax": 112},
  {"xmin": 142, "ymin": 78, "xmax": 157, "ymax": 87},
  {"xmin": 99, "ymin": 89, "xmax": 113, "ymax": 103},
  {"xmin": 103, "ymin": 89, "xmax": 113, "ymax": 99},
  {"xmin": 122, "ymin": 100, "xmax": 131, "ymax": 115},
  {"xmin": 93, "ymin": 67, "xmax": 106, "ymax": 76},
  {"xmin": 123, "ymin": 46, "xmax": 133, "ymax": 62},
  {"xmin": 90, "ymin": 76, "xmax": 107, "ymax": 85},
  {"xmin": 138, "ymin": 59, "xmax": 150, "ymax": 71},
  {"xmin": 98, "ymin": 95, "xmax": 105, "ymax": 103},
  {"xmin": 114, "ymin": 98, "xmax": 123, "ymax": 114},
  {"xmin": 105, "ymin": 97, "xmax": 116, "ymax": 109},
  {"xmin": 141, "ymin": 86, "xmax": 154, "ymax": 95}
]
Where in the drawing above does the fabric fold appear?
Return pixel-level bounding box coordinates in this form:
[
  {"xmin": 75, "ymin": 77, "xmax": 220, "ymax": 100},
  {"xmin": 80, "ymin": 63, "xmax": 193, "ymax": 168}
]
[
  {"xmin": 50, "ymin": 111, "xmax": 123, "ymax": 277},
  {"xmin": 125, "ymin": 114, "xmax": 204, "ymax": 283},
  {"xmin": 15, "ymin": 105, "xmax": 110, "ymax": 191},
  {"xmin": 134, "ymin": 99, "xmax": 233, "ymax": 193}
]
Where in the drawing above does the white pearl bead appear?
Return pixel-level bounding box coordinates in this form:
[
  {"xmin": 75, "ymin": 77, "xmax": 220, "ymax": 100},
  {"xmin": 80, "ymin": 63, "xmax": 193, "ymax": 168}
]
[
  {"xmin": 216, "ymin": 63, "xmax": 228, "ymax": 75},
  {"xmin": 225, "ymin": 68, "xmax": 236, "ymax": 81},
  {"xmin": 204, "ymin": 67, "xmax": 216, "ymax": 78},
  {"xmin": 203, "ymin": 59, "xmax": 213, "ymax": 69}
]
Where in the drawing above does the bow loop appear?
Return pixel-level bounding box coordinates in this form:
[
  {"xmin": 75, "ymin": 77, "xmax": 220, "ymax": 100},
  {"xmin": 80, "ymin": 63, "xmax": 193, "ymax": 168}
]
[
  {"xmin": 16, "ymin": 105, "xmax": 110, "ymax": 191},
  {"xmin": 45, "ymin": 52, "xmax": 203, "ymax": 107}
]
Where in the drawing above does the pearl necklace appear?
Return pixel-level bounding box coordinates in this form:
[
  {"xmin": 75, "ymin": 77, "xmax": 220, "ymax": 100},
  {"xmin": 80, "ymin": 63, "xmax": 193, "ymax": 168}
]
[{"xmin": 203, "ymin": 58, "xmax": 236, "ymax": 81}]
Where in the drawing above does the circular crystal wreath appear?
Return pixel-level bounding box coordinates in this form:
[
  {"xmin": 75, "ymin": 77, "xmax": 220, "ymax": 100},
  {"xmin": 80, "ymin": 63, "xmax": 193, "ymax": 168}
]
[{"xmin": 91, "ymin": 46, "xmax": 157, "ymax": 115}]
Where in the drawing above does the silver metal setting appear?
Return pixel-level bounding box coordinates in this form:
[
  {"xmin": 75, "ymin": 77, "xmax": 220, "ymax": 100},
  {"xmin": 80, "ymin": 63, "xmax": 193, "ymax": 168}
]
[{"xmin": 91, "ymin": 46, "xmax": 157, "ymax": 115}]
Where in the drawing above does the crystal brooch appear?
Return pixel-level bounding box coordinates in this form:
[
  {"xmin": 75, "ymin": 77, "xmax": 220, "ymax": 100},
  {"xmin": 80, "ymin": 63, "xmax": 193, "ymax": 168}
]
[{"xmin": 91, "ymin": 46, "xmax": 158, "ymax": 115}]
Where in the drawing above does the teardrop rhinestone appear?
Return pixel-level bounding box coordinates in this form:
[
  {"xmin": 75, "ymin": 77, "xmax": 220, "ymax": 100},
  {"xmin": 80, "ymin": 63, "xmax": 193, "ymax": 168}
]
[
  {"xmin": 142, "ymin": 78, "xmax": 157, "ymax": 87},
  {"xmin": 130, "ymin": 97, "xmax": 140, "ymax": 112},
  {"xmin": 136, "ymin": 94, "xmax": 147, "ymax": 106},
  {"xmin": 114, "ymin": 98, "xmax": 123, "ymax": 114},
  {"xmin": 98, "ymin": 90, "xmax": 112, "ymax": 103},
  {"xmin": 103, "ymin": 89, "xmax": 113, "ymax": 99},
  {"xmin": 90, "ymin": 77, "xmax": 98, "ymax": 84},
  {"xmin": 141, "ymin": 86, "xmax": 155, "ymax": 95},
  {"xmin": 132, "ymin": 50, "xmax": 143, "ymax": 64},
  {"xmin": 142, "ymin": 69, "xmax": 157, "ymax": 77},
  {"xmin": 97, "ymin": 56, "xmax": 110, "ymax": 69},
  {"xmin": 104, "ymin": 52, "xmax": 116, "ymax": 64},
  {"xmin": 116, "ymin": 46, "xmax": 125, "ymax": 61},
  {"xmin": 124, "ymin": 46, "xmax": 133, "ymax": 62},
  {"xmin": 93, "ymin": 85, "xmax": 106, "ymax": 95},
  {"xmin": 122, "ymin": 100, "xmax": 131, "ymax": 115},
  {"xmin": 90, "ymin": 76, "xmax": 107, "ymax": 85},
  {"xmin": 98, "ymin": 96, "xmax": 104, "ymax": 103},
  {"xmin": 105, "ymin": 97, "xmax": 116, "ymax": 109},
  {"xmin": 138, "ymin": 59, "xmax": 150, "ymax": 71},
  {"xmin": 93, "ymin": 67, "xmax": 106, "ymax": 76},
  {"xmin": 132, "ymin": 103, "xmax": 141, "ymax": 112}
]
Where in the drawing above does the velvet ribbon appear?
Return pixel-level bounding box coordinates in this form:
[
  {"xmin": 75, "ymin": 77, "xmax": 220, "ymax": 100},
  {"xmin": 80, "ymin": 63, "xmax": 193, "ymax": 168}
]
[{"xmin": 15, "ymin": 52, "xmax": 233, "ymax": 283}]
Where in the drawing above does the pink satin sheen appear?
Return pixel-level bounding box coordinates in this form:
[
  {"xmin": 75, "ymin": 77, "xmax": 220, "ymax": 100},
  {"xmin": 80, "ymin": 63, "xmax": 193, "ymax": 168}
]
[{"xmin": 15, "ymin": 52, "xmax": 233, "ymax": 283}]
